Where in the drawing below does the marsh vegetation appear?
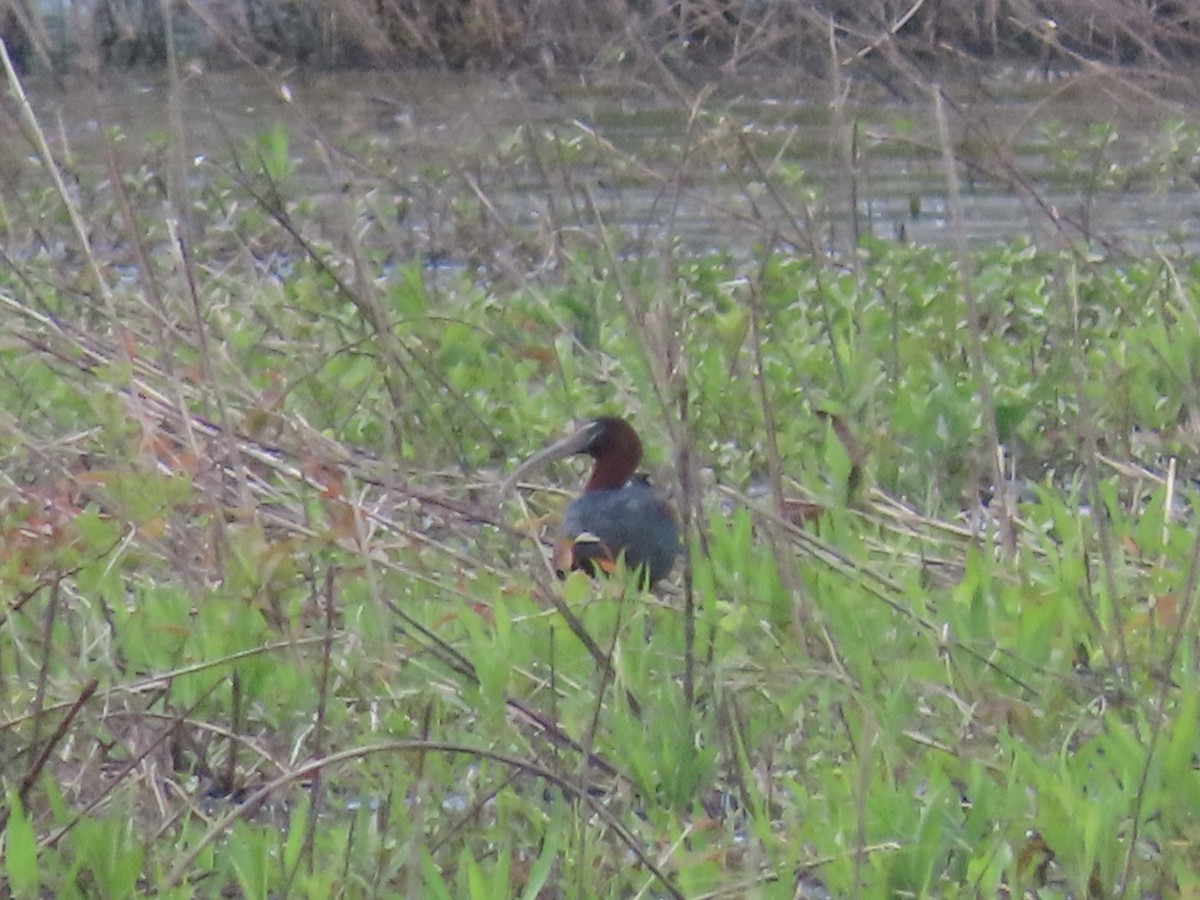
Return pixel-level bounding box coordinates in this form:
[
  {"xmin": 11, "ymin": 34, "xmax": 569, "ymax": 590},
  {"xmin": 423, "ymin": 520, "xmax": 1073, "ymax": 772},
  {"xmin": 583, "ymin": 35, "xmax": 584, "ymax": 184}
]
[{"xmin": 4, "ymin": 3, "xmax": 1200, "ymax": 897}]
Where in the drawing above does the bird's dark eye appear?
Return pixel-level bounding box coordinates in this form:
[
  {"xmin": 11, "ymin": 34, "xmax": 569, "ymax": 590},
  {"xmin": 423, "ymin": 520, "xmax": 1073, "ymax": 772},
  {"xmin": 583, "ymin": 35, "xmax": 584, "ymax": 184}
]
[{"xmin": 583, "ymin": 421, "xmax": 606, "ymax": 450}]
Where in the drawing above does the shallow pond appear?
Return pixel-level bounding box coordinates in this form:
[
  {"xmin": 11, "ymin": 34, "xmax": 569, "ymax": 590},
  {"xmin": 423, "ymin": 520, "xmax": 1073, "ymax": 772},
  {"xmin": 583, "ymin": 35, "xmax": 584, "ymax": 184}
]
[{"xmin": 10, "ymin": 66, "xmax": 1200, "ymax": 260}]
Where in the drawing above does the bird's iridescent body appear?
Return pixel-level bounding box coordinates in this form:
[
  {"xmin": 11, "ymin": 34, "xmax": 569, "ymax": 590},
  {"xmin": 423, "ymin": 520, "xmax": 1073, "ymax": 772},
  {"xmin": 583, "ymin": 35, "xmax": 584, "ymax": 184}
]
[{"xmin": 561, "ymin": 474, "xmax": 678, "ymax": 585}]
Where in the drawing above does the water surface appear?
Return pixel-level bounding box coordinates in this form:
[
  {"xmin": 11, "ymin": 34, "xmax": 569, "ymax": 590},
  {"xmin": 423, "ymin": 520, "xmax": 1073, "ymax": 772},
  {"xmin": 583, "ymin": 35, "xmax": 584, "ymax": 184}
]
[{"xmin": 11, "ymin": 67, "xmax": 1199, "ymax": 259}]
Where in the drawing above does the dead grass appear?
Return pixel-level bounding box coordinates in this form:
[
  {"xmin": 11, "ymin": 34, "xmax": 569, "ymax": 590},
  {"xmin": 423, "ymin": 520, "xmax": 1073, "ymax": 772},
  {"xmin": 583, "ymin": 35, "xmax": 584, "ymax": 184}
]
[{"xmin": 6, "ymin": 0, "xmax": 1200, "ymax": 76}]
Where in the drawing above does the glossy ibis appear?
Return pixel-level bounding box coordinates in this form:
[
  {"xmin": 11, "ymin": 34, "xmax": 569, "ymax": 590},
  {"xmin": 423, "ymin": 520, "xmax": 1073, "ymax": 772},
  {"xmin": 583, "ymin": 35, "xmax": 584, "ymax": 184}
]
[{"xmin": 510, "ymin": 416, "xmax": 678, "ymax": 586}]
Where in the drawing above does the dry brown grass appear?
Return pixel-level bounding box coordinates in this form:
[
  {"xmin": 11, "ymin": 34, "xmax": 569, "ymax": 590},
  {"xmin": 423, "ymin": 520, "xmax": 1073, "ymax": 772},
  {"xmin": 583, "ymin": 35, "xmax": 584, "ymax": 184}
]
[{"xmin": 5, "ymin": 0, "xmax": 1200, "ymax": 76}]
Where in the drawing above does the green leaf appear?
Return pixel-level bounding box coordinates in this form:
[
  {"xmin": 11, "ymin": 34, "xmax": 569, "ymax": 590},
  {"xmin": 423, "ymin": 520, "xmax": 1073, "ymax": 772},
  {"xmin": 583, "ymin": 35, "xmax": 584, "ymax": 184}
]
[
  {"xmin": 392, "ymin": 263, "xmax": 429, "ymax": 318},
  {"xmin": 419, "ymin": 846, "xmax": 455, "ymax": 900},
  {"xmin": 519, "ymin": 827, "xmax": 559, "ymax": 900},
  {"xmin": 4, "ymin": 793, "xmax": 39, "ymax": 899}
]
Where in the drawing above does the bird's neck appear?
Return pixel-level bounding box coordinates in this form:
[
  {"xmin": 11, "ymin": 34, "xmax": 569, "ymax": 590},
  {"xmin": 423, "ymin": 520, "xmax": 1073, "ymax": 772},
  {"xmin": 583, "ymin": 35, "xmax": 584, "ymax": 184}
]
[
  {"xmin": 584, "ymin": 419, "xmax": 644, "ymax": 491},
  {"xmin": 586, "ymin": 459, "xmax": 636, "ymax": 491}
]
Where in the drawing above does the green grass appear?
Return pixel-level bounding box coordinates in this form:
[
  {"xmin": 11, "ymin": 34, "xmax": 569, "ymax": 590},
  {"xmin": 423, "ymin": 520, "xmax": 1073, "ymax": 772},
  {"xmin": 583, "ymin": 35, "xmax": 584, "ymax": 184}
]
[{"xmin": 3, "ymin": 82, "xmax": 1200, "ymax": 899}]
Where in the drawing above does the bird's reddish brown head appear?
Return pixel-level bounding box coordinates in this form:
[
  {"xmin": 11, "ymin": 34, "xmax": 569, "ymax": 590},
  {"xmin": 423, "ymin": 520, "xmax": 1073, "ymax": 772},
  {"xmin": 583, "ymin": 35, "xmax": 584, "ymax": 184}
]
[{"xmin": 575, "ymin": 417, "xmax": 643, "ymax": 490}]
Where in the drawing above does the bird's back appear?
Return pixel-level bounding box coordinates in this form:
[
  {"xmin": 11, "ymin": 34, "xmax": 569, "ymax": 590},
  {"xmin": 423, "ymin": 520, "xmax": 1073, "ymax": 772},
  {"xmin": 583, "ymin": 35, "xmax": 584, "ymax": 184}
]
[{"xmin": 561, "ymin": 477, "xmax": 678, "ymax": 585}]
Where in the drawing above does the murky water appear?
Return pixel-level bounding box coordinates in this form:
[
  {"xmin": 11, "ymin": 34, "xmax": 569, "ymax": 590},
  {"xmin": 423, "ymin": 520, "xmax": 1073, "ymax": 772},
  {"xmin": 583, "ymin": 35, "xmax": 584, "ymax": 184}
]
[{"xmin": 9, "ymin": 67, "xmax": 1200, "ymax": 258}]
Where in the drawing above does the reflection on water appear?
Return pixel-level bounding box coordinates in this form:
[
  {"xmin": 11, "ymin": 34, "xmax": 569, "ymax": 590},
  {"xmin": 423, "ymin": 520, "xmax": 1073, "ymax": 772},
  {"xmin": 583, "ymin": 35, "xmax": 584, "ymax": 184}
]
[{"xmin": 10, "ymin": 68, "xmax": 1200, "ymax": 260}]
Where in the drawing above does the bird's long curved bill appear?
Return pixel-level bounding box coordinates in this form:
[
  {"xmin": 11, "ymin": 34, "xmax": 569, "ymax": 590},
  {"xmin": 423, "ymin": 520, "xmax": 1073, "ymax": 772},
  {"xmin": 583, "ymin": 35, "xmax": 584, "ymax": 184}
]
[{"xmin": 503, "ymin": 426, "xmax": 593, "ymax": 492}]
